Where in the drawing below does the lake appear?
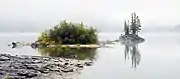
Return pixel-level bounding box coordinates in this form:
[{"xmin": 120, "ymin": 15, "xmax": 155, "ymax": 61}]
[{"xmin": 0, "ymin": 32, "xmax": 180, "ymax": 79}]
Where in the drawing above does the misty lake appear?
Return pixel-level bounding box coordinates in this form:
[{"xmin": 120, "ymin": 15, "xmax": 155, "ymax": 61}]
[{"xmin": 0, "ymin": 32, "xmax": 180, "ymax": 79}]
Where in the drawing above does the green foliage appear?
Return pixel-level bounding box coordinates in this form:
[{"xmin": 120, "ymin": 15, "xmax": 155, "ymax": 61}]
[{"xmin": 38, "ymin": 20, "xmax": 98, "ymax": 45}]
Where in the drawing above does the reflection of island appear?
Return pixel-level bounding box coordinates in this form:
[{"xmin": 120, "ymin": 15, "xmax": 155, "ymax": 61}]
[
  {"xmin": 9, "ymin": 42, "xmax": 97, "ymax": 61},
  {"xmin": 124, "ymin": 43, "xmax": 141, "ymax": 68},
  {"xmin": 120, "ymin": 38, "xmax": 144, "ymax": 68},
  {"xmin": 38, "ymin": 47, "xmax": 97, "ymax": 61}
]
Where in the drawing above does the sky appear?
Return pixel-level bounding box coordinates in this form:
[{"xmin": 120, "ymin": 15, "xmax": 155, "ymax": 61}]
[{"xmin": 0, "ymin": 0, "xmax": 180, "ymax": 32}]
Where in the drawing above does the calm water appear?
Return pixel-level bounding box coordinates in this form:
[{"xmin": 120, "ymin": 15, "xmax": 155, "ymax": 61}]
[{"xmin": 1, "ymin": 32, "xmax": 180, "ymax": 79}]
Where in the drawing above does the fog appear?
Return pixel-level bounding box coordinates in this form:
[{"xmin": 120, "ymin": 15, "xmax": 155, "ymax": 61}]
[{"xmin": 0, "ymin": 0, "xmax": 180, "ymax": 33}]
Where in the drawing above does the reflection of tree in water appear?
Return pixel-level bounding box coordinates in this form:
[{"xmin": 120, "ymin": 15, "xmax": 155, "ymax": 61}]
[
  {"xmin": 38, "ymin": 47, "xmax": 97, "ymax": 61},
  {"xmin": 124, "ymin": 44, "xmax": 141, "ymax": 68}
]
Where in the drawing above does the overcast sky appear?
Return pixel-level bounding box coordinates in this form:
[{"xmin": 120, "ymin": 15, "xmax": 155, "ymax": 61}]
[{"xmin": 0, "ymin": 0, "xmax": 180, "ymax": 32}]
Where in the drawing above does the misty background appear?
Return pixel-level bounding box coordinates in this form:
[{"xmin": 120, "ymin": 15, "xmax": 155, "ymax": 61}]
[{"xmin": 0, "ymin": 0, "xmax": 180, "ymax": 33}]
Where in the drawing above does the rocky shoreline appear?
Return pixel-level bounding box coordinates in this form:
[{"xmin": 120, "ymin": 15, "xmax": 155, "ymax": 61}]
[
  {"xmin": 0, "ymin": 54, "xmax": 93, "ymax": 79},
  {"xmin": 119, "ymin": 34, "xmax": 145, "ymax": 44}
]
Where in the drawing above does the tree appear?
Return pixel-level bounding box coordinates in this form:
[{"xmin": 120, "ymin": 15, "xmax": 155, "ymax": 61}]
[
  {"xmin": 124, "ymin": 20, "xmax": 130, "ymax": 35},
  {"xmin": 136, "ymin": 16, "xmax": 141, "ymax": 34},
  {"xmin": 129, "ymin": 13, "xmax": 142, "ymax": 36}
]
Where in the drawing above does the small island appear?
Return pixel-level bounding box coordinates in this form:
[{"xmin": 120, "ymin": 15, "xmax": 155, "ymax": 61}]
[
  {"xmin": 119, "ymin": 13, "xmax": 145, "ymax": 44},
  {"xmin": 35, "ymin": 20, "xmax": 100, "ymax": 48}
]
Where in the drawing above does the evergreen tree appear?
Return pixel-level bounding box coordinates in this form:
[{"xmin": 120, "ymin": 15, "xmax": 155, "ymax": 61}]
[
  {"xmin": 124, "ymin": 20, "xmax": 129, "ymax": 35},
  {"xmin": 136, "ymin": 16, "xmax": 141, "ymax": 34},
  {"xmin": 129, "ymin": 13, "xmax": 142, "ymax": 36}
]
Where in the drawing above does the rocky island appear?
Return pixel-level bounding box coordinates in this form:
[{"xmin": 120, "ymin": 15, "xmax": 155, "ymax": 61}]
[{"xmin": 119, "ymin": 13, "xmax": 145, "ymax": 44}]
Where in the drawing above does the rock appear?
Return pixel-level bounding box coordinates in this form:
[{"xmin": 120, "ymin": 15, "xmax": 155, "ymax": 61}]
[
  {"xmin": 84, "ymin": 61, "xmax": 93, "ymax": 66},
  {"xmin": 5, "ymin": 69, "xmax": 19, "ymax": 73},
  {"xmin": 5, "ymin": 75, "xmax": 26, "ymax": 79},
  {"xmin": 31, "ymin": 56, "xmax": 40, "ymax": 60},
  {"xmin": 75, "ymin": 64, "xmax": 83, "ymax": 68},
  {"xmin": 53, "ymin": 59, "xmax": 59, "ymax": 62},
  {"xmin": 25, "ymin": 64, "xmax": 39, "ymax": 70},
  {"xmin": 61, "ymin": 69, "xmax": 73, "ymax": 73},
  {"xmin": 49, "ymin": 67, "xmax": 60, "ymax": 72},
  {"xmin": 26, "ymin": 73, "xmax": 38, "ymax": 78},
  {"xmin": 6, "ymin": 73, "xmax": 26, "ymax": 79},
  {"xmin": 0, "ymin": 71, "xmax": 6, "ymax": 75},
  {"xmin": 61, "ymin": 68, "xmax": 73, "ymax": 72},
  {"xmin": 32, "ymin": 60, "xmax": 43, "ymax": 64},
  {"xmin": 0, "ymin": 56, "xmax": 10, "ymax": 61},
  {"xmin": 20, "ymin": 55, "xmax": 30, "ymax": 59},
  {"xmin": 31, "ymin": 43, "xmax": 38, "ymax": 49},
  {"xmin": 70, "ymin": 63, "xmax": 74, "ymax": 65},
  {"xmin": 43, "ymin": 57, "xmax": 50, "ymax": 61},
  {"xmin": 38, "ymin": 68, "xmax": 50, "ymax": 74},
  {"xmin": 64, "ymin": 62, "xmax": 69, "ymax": 65},
  {"xmin": 17, "ymin": 70, "xmax": 37, "ymax": 78}
]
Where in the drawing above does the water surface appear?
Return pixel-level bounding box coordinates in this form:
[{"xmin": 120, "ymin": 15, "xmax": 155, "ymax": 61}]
[{"xmin": 1, "ymin": 32, "xmax": 180, "ymax": 79}]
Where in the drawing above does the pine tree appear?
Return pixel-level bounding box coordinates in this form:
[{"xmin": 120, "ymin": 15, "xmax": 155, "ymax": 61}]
[
  {"xmin": 130, "ymin": 13, "xmax": 141, "ymax": 36},
  {"xmin": 130, "ymin": 13, "xmax": 136, "ymax": 35},
  {"xmin": 124, "ymin": 20, "xmax": 129, "ymax": 35},
  {"xmin": 136, "ymin": 16, "xmax": 141, "ymax": 35}
]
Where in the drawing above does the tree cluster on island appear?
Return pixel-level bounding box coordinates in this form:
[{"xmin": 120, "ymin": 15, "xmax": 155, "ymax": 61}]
[
  {"xmin": 120, "ymin": 13, "xmax": 145, "ymax": 43},
  {"xmin": 123, "ymin": 13, "xmax": 141, "ymax": 36}
]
